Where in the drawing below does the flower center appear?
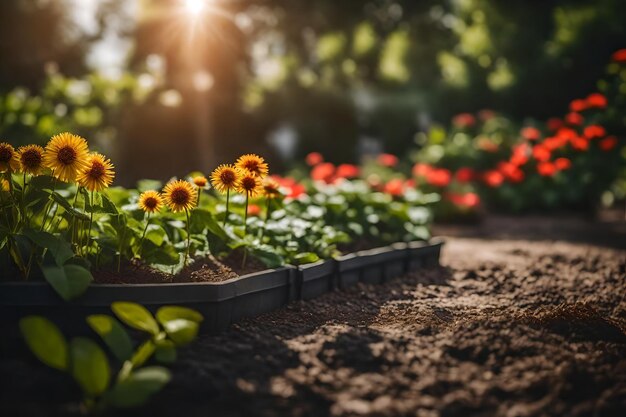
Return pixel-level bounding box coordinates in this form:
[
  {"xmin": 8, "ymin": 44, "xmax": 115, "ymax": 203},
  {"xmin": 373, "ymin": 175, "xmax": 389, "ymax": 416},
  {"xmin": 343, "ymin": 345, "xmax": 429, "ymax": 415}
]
[
  {"xmin": 241, "ymin": 176, "xmax": 257, "ymax": 191},
  {"xmin": 21, "ymin": 150, "xmax": 42, "ymax": 169},
  {"xmin": 87, "ymin": 161, "xmax": 105, "ymax": 180},
  {"xmin": 244, "ymin": 161, "xmax": 259, "ymax": 173},
  {"xmin": 0, "ymin": 147, "xmax": 12, "ymax": 163},
  {"xmin": 57, "ymin": 146, "xmax": 77, "ymax": 165},
  {"xmin": 220, "ymin": 169, "xmax": 236, "ymax": 185},
  {"xmin": 144, "ymin": 197, "xmax": 158, "ymax": 209},
  {"xmin": 171, "ymin": 188, "xmax": 190, "ymax": 205}
]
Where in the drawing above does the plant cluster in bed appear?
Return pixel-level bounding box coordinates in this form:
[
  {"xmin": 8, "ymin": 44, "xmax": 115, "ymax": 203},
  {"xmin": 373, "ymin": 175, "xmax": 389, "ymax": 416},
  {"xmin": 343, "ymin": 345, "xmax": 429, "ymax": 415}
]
[{"xmin": 0, "ymin": 133, "xmax": 436, "ymax": 301}]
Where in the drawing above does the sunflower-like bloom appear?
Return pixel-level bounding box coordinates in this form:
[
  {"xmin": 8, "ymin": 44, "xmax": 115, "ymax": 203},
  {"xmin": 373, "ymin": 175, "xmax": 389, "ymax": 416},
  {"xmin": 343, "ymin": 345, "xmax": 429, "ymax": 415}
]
[
  {"xmin": 18, "ymin": 145, "xmax": 45, "ymax": 175},
  {"xmin": 235, "ymin": 154, "xmax": 268, "ymax": 178},
  {"xmin": 211, "ymin": 164, "xmax": 240, "ymax": 193},
  {"xmin": 43, "ymin": 132, "xmax": 90, "ymax": 182},
  {"xmin": 236, "ymin": 172, "xmax": 263, "ymax": 197},
  {"xmin": 163, "ymin": 180, "xmax": 198, "ymax": 212},
  {"xmin": 262, "ymin": 177, "xmax": 282, "ymax": 199},
  {"xmin": 0, "ymin": 142, "xmax": 20, "ymax": 173},
  {"xmin": 192, "ymin": 175, "xmax": 209, "ymax": 189},
  {"xmin": 77, "ymin": 153, "xmax": 115, "ymax": 192},
  {"xmin": 138, "ymin": 190, "xmax": 164, "ymax": 214}
]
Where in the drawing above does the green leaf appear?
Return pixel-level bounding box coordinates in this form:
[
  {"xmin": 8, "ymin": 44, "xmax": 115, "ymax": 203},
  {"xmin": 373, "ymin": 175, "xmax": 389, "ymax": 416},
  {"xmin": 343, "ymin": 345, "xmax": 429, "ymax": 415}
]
[
  {"xmin": 70, "ymin": 337, "xmax": 110, "ymax": 396},
  {"xmin": 86, "ymin": 315, "xmax": 134, "ymax": 362},
  {"xmin": 41, "ymin": 264, "xmax": 93, "ymax": 301},
  {"xmin": 156, "ymin": 306, "xmax": 204, "ymax": 325},
  {"xmin": 111, "ymin": 302, "xmax": 159, "ymax": 335},
  {"xmin": 250, "ymin": 246, "xmax": 284, "ymax": 268},
  {"xmin": 159, "ymin": 319, "xmax": 199, "ymax": 347},
  {"xmin": 50, "ymin": 192, "xmax": 90, "ymax": 221},
  {"xmin": 144, "ymin": 224, "xmax": 166, "ymax": 247},
  {"xmin": 293, "ymin": 252, "xmax": 320, "ymax": 265},
  {"xmin": 19, "ymin": 316, "xmax": 68, "ymax": 371},
  {"xmin": 23, "ymin": 230, "xmax": 74, "ymax": 266},
  {"xmin": 154, "ymin": 340, "xmax": 177, "ymax": 364},
  {"xmin": 105, "ymin": 367, "xmax": 171, "ymax": 408}
]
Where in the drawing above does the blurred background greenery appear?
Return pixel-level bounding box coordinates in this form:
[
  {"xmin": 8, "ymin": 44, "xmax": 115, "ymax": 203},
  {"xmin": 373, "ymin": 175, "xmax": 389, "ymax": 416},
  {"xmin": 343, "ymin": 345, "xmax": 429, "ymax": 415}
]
[{"xmin": 1, "ymin": 0, "xmax": 625, "ymax": 184}]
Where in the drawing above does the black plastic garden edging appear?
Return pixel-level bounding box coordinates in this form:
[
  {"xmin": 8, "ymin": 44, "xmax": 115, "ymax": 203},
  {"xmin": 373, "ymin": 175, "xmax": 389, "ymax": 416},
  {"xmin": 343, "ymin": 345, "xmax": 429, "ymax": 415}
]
[{"xmin": 0, "ymin": 239, "xmax": 444, "ymax": 347}]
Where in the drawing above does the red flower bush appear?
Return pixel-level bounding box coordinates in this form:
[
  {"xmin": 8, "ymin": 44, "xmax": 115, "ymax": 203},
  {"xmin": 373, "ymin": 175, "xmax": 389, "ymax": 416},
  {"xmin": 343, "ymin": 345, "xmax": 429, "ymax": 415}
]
[
  {"xmin": 611, "ymin": 48, "xmax": 626, "ymax": 63},
  {"xmin": 521, "ymin": 127, "xmax": 541, "ymax": 141},
  {"xmin": 335, "ymin": 164, "xmax": 360, "ymax": 179},
  {"xmin": 600, "ymin": 136, "xmax": 618, "ymax": 151},
  {"xmin": 569, "ymin": 99, "xmax": 587, "ymax": 113},
  {"xmin": 537, "ymin": 162, "xmax": 557, "ymax": 176},
  {"xmin": 554, "ymin": 158, "xmax": 572, "ymax": 171},
  {"xmin": 565, "ymin": 112, "xmax": 584, "ymax": 126},
  {"xmin": 426, "ymin": 168, "xmax": 452, "ymax": 187},
  {"xmin": 384, "ymin": 178, "xmax": 405, "ymax": 196},
  {"xmin": 452, "ymin": 113, "xmax": 476, "ymax": 128},
  {"xmin": 586, "ymin": 93, "xmax": 607, "ymax": 109},
  {"xmin": 311, "ymin": 162, "xmax": 335, "ymax": 183},
  {"xmin": 483, "ymin": 170, "xmax": 504, "ymax": 187},
  {"xmin": 532, "ymin": 145, "xmax": 551, "ymax": 162},
  {"xmin": 583, "ymin": 125, "xmax": 606, "ymax": 139},
  {"xmin": 305, "ymin": 152, "xmax": 323, "ymax": 166},
  {"xmin": 446, "ymin": 192, "xmax": 480, "ymax": 208},
  {"xmin": 455, "ymin": 167, "xmax": 475, "ymax": 183}
]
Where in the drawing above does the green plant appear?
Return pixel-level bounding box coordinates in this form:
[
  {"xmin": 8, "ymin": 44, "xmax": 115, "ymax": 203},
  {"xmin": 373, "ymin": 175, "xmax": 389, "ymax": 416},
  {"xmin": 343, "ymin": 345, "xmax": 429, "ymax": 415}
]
[{"xmin": 19, "ymin": 302, "xmax": 203, "ymax": 412}]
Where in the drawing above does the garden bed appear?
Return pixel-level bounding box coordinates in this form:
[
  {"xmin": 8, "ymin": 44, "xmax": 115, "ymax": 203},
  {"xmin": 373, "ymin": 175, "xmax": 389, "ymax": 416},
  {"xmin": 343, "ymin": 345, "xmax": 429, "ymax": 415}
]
[{"xmin": 0, "ymin": 239, "xmax": 444, "ymax": 341}]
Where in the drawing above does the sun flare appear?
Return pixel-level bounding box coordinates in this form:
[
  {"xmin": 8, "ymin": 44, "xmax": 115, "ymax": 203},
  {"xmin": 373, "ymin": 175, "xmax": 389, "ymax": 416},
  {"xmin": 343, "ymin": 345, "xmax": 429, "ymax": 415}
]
[{"xmin": 184, "ymin": 0, "xmax": 205, "ymax": 15}]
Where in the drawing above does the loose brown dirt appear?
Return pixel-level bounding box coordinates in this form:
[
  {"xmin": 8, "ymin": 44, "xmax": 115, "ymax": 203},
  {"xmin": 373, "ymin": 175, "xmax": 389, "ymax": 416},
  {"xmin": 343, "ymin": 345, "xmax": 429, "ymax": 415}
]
[{"xmin": 1, "ymin": 215, "xmax": 625, "ymax": 417}]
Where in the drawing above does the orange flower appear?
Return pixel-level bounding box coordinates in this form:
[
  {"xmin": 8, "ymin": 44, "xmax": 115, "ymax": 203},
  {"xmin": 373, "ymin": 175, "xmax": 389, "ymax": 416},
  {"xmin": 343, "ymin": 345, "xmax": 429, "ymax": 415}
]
[
  {"xmin": 571, "ymin": 137, "xmax": 589, "ymax": 151},
  {"xmin": 586, "ymin": 93, "xmax": 607, "ymax": 108},
  {"xmin": 510, "ymin": 143, "xmax": 530, "ymax": 166},
  {"xmin": 583, "ymin": 125, "xmax": 606, "ymax": 140},
  {"xmin": 611, "ymin": 48, "xmax": 626, "ymax": 63},
  {"xmin": 532, "ymin": 145, "xmax": 551, "ymax": 162},
  {"xmin": 377, "ymin": 153, "xmax": 398, "ymax": 167},
  {"xmin": 412, "ymin": 163, "xmax": 432, "ymax": 178},
  {"xmin": 521, "ymin": 127, "xmax": 541, "ymax": 141},
  {"xmin": 383, "ymin": 179, "xmax": 405, "ymax": 196},
  {"xmin": 426, "ymin": 168, "xmax": 452, "ymax": 187},
  {"xmin": 554, "ymin": 158, "xmax": 572, "ymax": 171},
  {"xmin": 455, "ymin": 167, "xmax": 475, "ymax": 183},
  {"xmin": 569, "ymin": 99, "xmax": 587, "ymax": 113},
  {"xmin": 537, "ymin": 162, "xmax": 556, "ymax": 177},
  {"xmin": 565, "ymin": 112, "xmax": 584, "ymax": 126},
  {"xmin": 305, "ymin": 152, "xmax": 323, "ymax": 166},
  {"xmin": 335, "ymin": 164, "xmax": 359, "ymax": 179},
  {"xmin": 483, "ymin": 170, "xmax": 504, "ymax": 188},
  {"xmin": 311, "ymin": 162, "xmax": 335, "ymax": 183},
  {"xmin": 247, "ymin": 204, "xmax": 261, "ymax": 216}
]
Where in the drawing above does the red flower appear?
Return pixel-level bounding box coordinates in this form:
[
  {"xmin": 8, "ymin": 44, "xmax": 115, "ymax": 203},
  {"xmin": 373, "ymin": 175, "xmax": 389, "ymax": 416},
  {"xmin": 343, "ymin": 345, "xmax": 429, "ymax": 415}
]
[
  {"xmin": 311, "ymin": 162, "xmax": 335, "ymax": 183},
  {"xmin": 569, "ymin": 99, "xmax": 587, "ymax": 113},
  {"xmin": 583, "ymin": 125, "xmax": 606, "ymax": 140},
  {"xmin": 305, "ymin": 152, "xmax": 324, "ymax": 166},
  {"xmin": 478, "ymin": 109, "xmax": 496, "ymax": 121},
  {"xmin": 586, "ymin": 93, "xmax": 607, "ymax": 108},
  {"xmin": 452, "ymin": 113, "xmax": 476, "ymax": 128},
  {"xmin": 556, "ymin": 127, "xmax": 577, "ymax": 141},
  {"xmin": 498, "ymin": 161, "xmax": 524, "ymax": 183},
  {"xmin": 532, "ymin": 145, "xmax": 551, "ymax": 162},
  {"xmin": 455, "ymin": 167, "xmax": 475, "ymax": 183},
  {"xmin": 247, "ymin": 204, "xmax": 261, "ymax": 216},
  {"xmin": 554, "ymin": 157, "xmax": 572, "ymax": 171},
  {"xmin": 547, "ymin": 118, "xmax": 563, "ymax": 131},
  {"xmin": 289, "ymin": 183, "xmax": 306, "ymax": 198},
  {"xmin": 537, "ymin": 162, "xmax": 557, "ymax": 176},
  {"xmin": 565, "ymin": 112, "xmax": 584, "ymax": 126},
  {"xmin": 404, "ymin": 179, "xmax": 416, "ymax": 189},
  {"xmin": 384, "ymin": 178, "xmax": 405, "ymax": 196},
  {"xmin": 272, "ymin": 175, "xmax": 306, "ymax": 199},
  {"xmin": 521, "ymin": 127, "xmax": 541, "ymax": 141},
  {"xmin": 611, "ymin": 48, "xmax": 626, "ymax": 63},
  {"xmin": 377, "ymin": 153, "xmax": 399, "ymax": 167},
  {"xmin": 571, "ymin": 136, "xmax": 589, "ymax": 151},
  {"xmin": 335, "ymin": 164, "xmax": 360, "ymax": 179},
  {"xmin": 446, "ymin": 192, "xmax": 480, "ymax": 208},
  {"xmin": 599, "ymin": 136, "xmax": 618, "ymax": 151},
  {"xmin": 483, "ymin": 170, "xmax": 504, "ymax": 188},
  {"xmin": 412, "ymin": 163, "xmax": 432, "ymax": 178},
  {"xmin": 426, "ymin": 168, "xmax": 452, "ymax": 187},
  {"xmin": 510, "ymin": 143, "xmax": 530, "ymax": 166}
]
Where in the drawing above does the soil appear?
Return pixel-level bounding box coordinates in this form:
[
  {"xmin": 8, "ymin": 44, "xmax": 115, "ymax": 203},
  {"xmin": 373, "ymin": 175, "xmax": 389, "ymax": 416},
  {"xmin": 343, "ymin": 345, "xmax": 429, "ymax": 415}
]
[
  {"xmin": 1, "ymin": 214, "xmax": 625, "ymax": 417},
  {"xmin": 93, "ymin": 248, "xmax": 268, "ymax": 284}
]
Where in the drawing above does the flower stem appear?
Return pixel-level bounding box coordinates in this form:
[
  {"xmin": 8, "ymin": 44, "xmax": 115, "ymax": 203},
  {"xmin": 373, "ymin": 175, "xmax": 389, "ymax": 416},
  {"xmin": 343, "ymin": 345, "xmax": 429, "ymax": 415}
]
[
  {"xmin": 243, "ymin": 192, "xmax": 249, "ymax": 235},
  {"xmin": 85, "ymin": 191, "xmax": 95, "ymax": 255},
  {"xmin": 223, "ymin": 188, "xmax": 230, "ymax": 227},
  {"xmin": 184, "ymin": 208, "xmax": 191, "ymax": 267},
  {"xmin": 138, "ymin": 212, "xmax": 151, "ymax": 258}
]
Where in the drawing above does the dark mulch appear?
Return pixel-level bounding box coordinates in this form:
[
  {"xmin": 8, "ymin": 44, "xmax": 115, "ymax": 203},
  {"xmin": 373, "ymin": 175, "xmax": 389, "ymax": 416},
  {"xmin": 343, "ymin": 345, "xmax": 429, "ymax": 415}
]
[{"xmin": 1, "ymin": 215, "xmax": 625, "ymax": 417}]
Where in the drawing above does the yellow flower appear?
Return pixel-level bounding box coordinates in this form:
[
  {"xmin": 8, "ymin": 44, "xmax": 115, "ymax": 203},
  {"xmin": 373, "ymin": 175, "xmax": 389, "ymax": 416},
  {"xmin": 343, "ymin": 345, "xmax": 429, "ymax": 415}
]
[
  {"xmin": 138, "ymin": 190, "xmax": 164, "ymax": 214},
  {"xmin": 192, "ymin": 175, "xmax": 209, "ymax": 189},
  {"xmin": 210, "ymin": 164, "xmax": 240, "ymax": 193},
  {"xmin": 18, "ymin": 145, "xmax": 45, "ymax": 175},
  {"xmin": 236, "ymin": 172, "xmax": 263, "ymax": 197},
  {"xmin": 0, "ymin": 142, "xmax": 20, "ymax": 173},
  {"xmin": 235, "ymin": 154, "xmax": 268, "ymax": 178},
  {"xmin": 43, "ymin": 132, "xmax": 90, "ymax": 182},
  {"xmin": 77, "ymin": 153, "xmax": 115, "ymax": 192},
  {"xmin": 163, "ymin": 180, "xmax": 198, "ymax": 212},
  {"xmin": 262, "ymin": 177, "xmax": 282, "ymax": 199}
]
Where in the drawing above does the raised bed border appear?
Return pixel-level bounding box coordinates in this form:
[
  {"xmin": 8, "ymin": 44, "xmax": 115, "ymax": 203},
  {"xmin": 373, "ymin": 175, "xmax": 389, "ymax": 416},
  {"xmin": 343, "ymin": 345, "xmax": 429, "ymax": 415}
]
[{"xmin": 0, "ymin": 239, "xmax": 444, "ymax": 339}]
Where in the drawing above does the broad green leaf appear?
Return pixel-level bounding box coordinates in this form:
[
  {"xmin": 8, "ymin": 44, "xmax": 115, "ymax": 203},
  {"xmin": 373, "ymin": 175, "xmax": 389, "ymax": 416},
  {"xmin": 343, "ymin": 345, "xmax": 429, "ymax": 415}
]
[
  {"xmin": 41, "ymin": 264, "xmax": 92, "ymax": 301},
  {"xmin": 23, "ymin": 230, "xmax": 74, "ymax": 266},
  {"xmin": 86, "ymin": 315, "xmax": 133, "ymax": 362},
  {"xmin": 144, "ymin": 224, "xmax": 166, "ymax": 247},
  {"xmin": 293, "ymin": 252, "xmax": 320, "ymax": 265},
  {"xmin": 105, "ymin": 367, "xmax": 171, "ymax": 408},
  {"xmin": 111, "ymin": 302, "xmax": 159, "ymax": 335},
  {"xmin": 19, "ymin": 316, "xmax": 68, "ymax": 371},
  {"xmin": 70, "ymin": 337, "xmax": 110, "ymax": 396},
  {"xmin": 50, "ymin": 192, "xmax": 90, "ymax": 221},
  {"xmin": 156, "ymin": 306, "xmax": 203, "ymax": 325},
  {"xmin": 160, "ymin": 319, "xmax": 199, "ymax": 347},
  {"xmin": 250, "ymin": 246, "xmax": 284, "ymax": 268}
]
